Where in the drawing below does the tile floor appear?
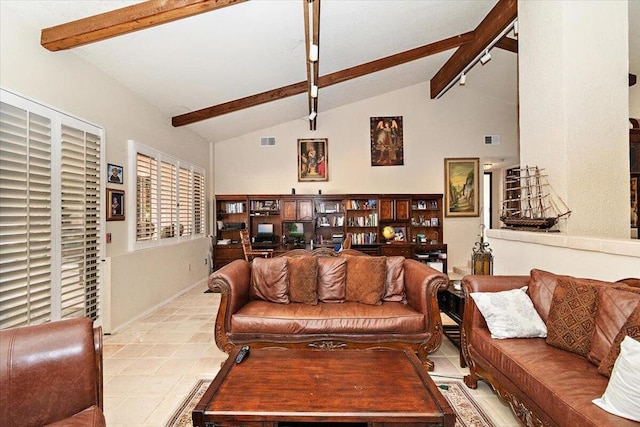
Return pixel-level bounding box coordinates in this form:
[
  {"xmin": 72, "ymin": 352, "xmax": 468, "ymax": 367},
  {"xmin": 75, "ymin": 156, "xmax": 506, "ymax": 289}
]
[{"xmin": 102, "ymin": 282, "xmax": 519, "ymax": 426}]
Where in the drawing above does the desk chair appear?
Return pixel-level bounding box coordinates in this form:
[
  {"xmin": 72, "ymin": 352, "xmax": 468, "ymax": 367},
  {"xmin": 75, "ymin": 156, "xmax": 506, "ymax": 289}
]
[{"xmin": 240, "ymin": 229, "xmax": 273, "ymax": 262}]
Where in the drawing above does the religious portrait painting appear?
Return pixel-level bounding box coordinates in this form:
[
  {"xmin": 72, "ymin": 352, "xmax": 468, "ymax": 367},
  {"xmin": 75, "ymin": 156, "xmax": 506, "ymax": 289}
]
[
  {"xmin": 298, "ymin": 138, "xmax": 328, "ymax": 182},
  {"xmin": 370, "ymin": 116, "xmax": 404, "ymax": 166}
]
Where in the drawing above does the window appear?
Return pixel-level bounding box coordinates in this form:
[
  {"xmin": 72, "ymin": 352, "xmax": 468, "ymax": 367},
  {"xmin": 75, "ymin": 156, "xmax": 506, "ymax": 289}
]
[
  {"xmin": 129, "ymin": 141, "xmax": 205, "ymax": 250},
  {"xmin": 0, "ymin": 89, "xmax": 104, "ymax": 329}
]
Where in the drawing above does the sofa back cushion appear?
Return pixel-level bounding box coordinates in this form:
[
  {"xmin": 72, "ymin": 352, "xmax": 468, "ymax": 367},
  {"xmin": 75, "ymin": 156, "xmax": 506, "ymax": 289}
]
[
  {"xmin": 588, "ymin": 286, "xmax": 640, "ymax": 366},
  {"xmin": 345, "ymin": 256, "xmax": 386, "ymax": 305},
  {"xmin": 546, "ymin": 277, "xmax": 598, "ymax": 357},
  {"xmin": 383, "ymin": 256, "xmax": 406, "ymax": 303},
  {"xmin": 250, "ymin": 257, "xmax": 290, "ymax": 304},
  {"xmin": 288, "ymin": 256, "xmax": 318, "ymax": 305},
  {"xmin": 317, "ymin": 257, "xmax": 347, "ymax": 303},
  {"xmin": 598, "ymin": 303, "xmax": 640, "ymax": 377},
  {"xmin": 528, "ymin": 269, "xmax": 562, "ymax": 322}
]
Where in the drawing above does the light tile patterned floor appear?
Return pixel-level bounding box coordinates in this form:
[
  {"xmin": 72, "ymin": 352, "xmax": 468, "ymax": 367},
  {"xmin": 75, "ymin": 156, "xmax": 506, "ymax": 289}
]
[{"xmin": 103, "ymin": 282, "xmax": 519, "ymax": 426}]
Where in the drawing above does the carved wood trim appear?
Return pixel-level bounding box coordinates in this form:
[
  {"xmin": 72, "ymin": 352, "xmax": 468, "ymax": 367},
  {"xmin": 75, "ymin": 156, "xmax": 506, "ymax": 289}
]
[{"xmin": 41, "ymin": 0, "xmax": 247, "ymax": 51}]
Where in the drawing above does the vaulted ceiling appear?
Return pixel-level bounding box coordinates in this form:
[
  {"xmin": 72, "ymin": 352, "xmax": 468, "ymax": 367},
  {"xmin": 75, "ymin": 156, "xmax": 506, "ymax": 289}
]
[{"xmin": 3, "ymin": 0, "xmax": 637, "ymax": 143}]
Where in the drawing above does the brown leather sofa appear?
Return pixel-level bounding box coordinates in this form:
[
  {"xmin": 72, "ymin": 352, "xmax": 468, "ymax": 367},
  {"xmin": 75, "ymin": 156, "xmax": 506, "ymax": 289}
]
[
  {"xmin": 209, "ymin": 248, "xmax": 448, "ymax": 370},
  {"xmin": 461, "ymin": 270, "xmax": 640, "ymax": 427},
  {"xmin": 0, "ymin": 317, "xmax": 105, "ymax": 427}
]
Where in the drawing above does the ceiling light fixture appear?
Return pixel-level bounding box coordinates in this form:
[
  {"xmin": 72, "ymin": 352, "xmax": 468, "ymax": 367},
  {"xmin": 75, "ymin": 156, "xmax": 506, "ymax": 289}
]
[
  {"xmin": 309, "ymin": 110, "xmax": 317, "ymax": 121},
  {"xmin": 459, "ymin": 72, "xmax": 466, "ymax": 85},
  {"xmin": 480, "ymin": 50, "xmax": 492, "ymax": 65}
]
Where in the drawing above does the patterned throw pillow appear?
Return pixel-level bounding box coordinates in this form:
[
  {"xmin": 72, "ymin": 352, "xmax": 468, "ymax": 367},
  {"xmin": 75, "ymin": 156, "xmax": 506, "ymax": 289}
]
[
  {"xmin": 345, "ymin": 256, "xmax": 386, "ymax": 305},
  {"xmin": 545, "ymin": 277, "xmax": 598, "ymax": 357},
  {"xmin": 598, "ymin": 303, "xmax": 640, "ymax": 377},
  {"xmin": 250, "ymin": 257, "xmax": 289, "ymax": 304},
  {"xmin": 288, "ymin": 256, "xmax": 318, "ymax": 305},
  {"xmin": 469, "ymin": 286, "xmax": 547, "ymax": 339}
]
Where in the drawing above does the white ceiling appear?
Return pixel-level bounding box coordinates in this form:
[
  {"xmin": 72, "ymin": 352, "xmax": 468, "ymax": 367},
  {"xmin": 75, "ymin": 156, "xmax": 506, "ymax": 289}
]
[{"xmin": 3, "ymin": 0, "xmax": 638, "ymax": 143}]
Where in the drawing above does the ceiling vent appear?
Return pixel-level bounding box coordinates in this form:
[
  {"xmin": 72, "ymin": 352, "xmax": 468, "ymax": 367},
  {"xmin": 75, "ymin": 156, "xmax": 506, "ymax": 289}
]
[
  {"xmin": 260, "ymin": 137, "xmax": 276, "ymax": 147},
  {"xmin": 484, "ymin": 135, "xmax": 501, "ymax": 145}
]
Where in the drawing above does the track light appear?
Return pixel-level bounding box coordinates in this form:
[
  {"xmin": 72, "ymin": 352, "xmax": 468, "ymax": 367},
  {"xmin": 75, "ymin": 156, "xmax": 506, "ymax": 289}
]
[
  {"xmin": 310, "ymin": 85, "xmax": 318, "ymax": 98},
  {"xmin": 309, "ymin": 110, "xmax": 317, "ymax": 121},
  {"xmin": 459, "ymin": 72, "xmax": 466, "ymax": 86},
  {"xmin": 480, "ymin": 50, "xmax": 492, "ymax": 65},
  {"xmin": 513, "ymin": 19, "xmax": 518, "ymax": 37},
  {"xmin": 309, "ymin": 44, "xmax": 319, "ymax": 62}
]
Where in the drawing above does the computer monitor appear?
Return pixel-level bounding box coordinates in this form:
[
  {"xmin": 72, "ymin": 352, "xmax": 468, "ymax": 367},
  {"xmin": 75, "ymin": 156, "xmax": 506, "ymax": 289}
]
[
  {"xmin": 256, "ymin": 223, "xmax": 274, "ymax": 242},
  {"xmin": 287, "ymin": 222, "xmax": 304, "ymax": 239}
]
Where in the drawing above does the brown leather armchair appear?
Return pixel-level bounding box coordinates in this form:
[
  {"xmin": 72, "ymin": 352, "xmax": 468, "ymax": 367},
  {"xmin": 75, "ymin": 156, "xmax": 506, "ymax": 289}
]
[{"xmin": 0, "ymin": 317, "xmax": 105, "ymax": 427}]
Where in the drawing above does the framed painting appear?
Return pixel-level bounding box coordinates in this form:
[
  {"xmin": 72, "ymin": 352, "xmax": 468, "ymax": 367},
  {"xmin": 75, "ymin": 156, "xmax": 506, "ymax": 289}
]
[
  {"xmin": 370, "ymin": 116, "xmax": 404, "ymax": 166},
  {"xmin": 107, "ymin": 188, "xmax": 125, "ymax": 221},
  {"xmin": 107, "ymin": 163, "xmax": 123, "ymax": 184},
  {"xmin": 444, "ymin": 158, "xmax": 479, "ymax": 217},
  {"xmin": 298, "ymin": 138, "xmax": 328, "ymax": 182}
]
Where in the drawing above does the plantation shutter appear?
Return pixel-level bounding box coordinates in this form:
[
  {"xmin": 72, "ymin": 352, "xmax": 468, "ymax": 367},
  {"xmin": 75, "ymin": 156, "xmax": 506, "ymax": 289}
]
[
  {"xmin": 0, "ymin": 90, "xmax": 104, "ymax": 329},
  {"xmin": 136, "ymin": 153, "xmax": 158, "ymax": 242},
  {"xmin": 178, "ymin": 167, "xmax": 192, "ymax": 236},
  {"xmin": 193, "ymin": 170, "xmax": 205, "ymax": 235},
  {"xmin": 0, "ymin": 102, "xmax": 52, "ymax": 328},
  {"xmin": 160, "ymin": 161, "xmax": 177, "ymax": 238}
]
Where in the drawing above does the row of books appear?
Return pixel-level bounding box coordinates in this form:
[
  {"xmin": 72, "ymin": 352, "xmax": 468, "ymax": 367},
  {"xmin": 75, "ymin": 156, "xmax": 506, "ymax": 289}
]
[
  {"xmin": 317, "ymin": 215, "xmax": 344, "ymax": 227},
  {"xmin": 347, "ymin": 213, "xmax": 378, "ymax": 227},
  {"xmin": 345, "ymin": 199, "xmax": 377, "ymax": 210},
  {"xmin": 351, "ymin": 232, "xmax": 377, "ymax": 245},
  {"xmin": 221, "ymin": 202, "xmax": 244, "ymax": 213}
]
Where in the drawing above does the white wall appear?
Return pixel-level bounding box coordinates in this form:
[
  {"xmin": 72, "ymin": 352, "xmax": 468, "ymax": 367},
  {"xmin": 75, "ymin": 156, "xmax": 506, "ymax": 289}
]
[
  {"xmin": 0, "ymin": 7, "xmax": 211, "ymax": 331},
  {"xmin": 215, "ymin": 82, "xmax": 519, "ymax": 270}
]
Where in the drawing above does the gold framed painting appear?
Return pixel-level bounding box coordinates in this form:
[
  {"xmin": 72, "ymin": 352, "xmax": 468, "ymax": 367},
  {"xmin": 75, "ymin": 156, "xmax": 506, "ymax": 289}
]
[
  {"xmin": 370, "ymin": 116, "xmax": 404, "ymax": 166},
  {"xmin": 444, "ymin": 158, "xmax": 479, "ymax": 217},
  {"xmin": 107, "ymin": 188, "xmax": 125, "ymax": 221},
  {"xmin": 298, "ymin": 138, "xmax": 328, "ymax": 182}
]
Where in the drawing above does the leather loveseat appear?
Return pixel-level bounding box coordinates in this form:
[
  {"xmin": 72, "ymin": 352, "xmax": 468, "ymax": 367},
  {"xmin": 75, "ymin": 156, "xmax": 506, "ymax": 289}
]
[
  {"xmin": 209, "ymin": 248, "xmax": 448, "ymax": 370},
  {"xmin": 461, "ymin": 269, "xmax": 640, "ymax": 427},
  {"xmin": 0, "ymin": 317, "xmax": 105, "ymax": 427}
]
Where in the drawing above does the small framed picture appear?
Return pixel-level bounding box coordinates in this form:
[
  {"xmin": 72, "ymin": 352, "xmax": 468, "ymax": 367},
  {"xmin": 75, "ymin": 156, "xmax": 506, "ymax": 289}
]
[
  {"xmin": 107, "ymin": 189, "xmax": 125, "ymax": 221},
  {"xmin": 430, "ymin": 218, "xmax": 439, "ymax": 227},
  {"xmin": 393, "ymin": 226, "xmax": 406, "ymax": 242},
  {"xmin": 107, "ymin": 163, "xmax": 123, "ymax": 184},
  {"xmin": 416, "ymin": 201, "xmax": 426, "ymax": 210}
]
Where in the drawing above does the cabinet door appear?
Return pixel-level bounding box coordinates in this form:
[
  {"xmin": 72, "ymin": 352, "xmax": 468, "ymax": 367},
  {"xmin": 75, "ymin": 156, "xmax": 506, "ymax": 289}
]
[
  {"xmin": 396, "ymin": 199, "xmax": 410, "ymax": 220},
  {"xmin": 379, "ymin": 199, "xmax": 394, "ymax": 221},
  {"xmin": 282, "ymin": 200, "xmax": 297, "ymax": 221},
  {"xmin": 297, "ymin": 200, "xmax": 313, "ymax": 221}
]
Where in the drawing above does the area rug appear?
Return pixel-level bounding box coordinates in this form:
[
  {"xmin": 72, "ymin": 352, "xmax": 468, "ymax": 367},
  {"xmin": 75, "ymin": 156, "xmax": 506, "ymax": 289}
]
[{"xmin": 166, "ymin": 379, "xmax": 495, "ymax": 427}]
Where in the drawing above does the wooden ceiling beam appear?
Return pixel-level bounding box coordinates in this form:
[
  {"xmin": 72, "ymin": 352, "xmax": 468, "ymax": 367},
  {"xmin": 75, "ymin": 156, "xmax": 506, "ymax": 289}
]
[
  {"xmin": 172, "ymin": 32, "xmax": 472, "ymax": 126},
  {"xmin": 430, "ymin": 0, "xmax": 517, "ymax": 99},
  {"xmin": 495, "ymin": 36, "xmax": 518, "ymax": 54},
  {"xmin": 41, "ymin": 0, "xmax": 247, "ymax": 51}
]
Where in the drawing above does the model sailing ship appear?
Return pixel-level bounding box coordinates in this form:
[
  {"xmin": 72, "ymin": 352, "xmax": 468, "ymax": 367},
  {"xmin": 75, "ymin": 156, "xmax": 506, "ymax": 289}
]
[{"xmin": 500, "ymin": 166, "xmax": 571, "ymax": 230}]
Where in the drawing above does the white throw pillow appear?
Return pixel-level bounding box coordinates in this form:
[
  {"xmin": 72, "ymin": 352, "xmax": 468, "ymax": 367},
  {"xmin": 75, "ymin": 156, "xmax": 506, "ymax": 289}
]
[
  {"xmin": 470, "ymin": 286, "xmax": 547, "ymax": 339},
  {"xmin": 592, "ymin": 336, "xmax": 640, "ymax": 422}
]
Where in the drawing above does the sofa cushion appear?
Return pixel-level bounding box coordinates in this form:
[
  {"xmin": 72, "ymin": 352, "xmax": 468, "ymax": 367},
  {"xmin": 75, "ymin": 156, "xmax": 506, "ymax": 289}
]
[
  {"xmin": 288, "ymin": 256, "xmax": 318, "ymax": 305},
  {"xmin": 469, "ymin": 328, "xmax": 639, "ymax": 427},
  {"xmin": 546, "ymin": 277, "xmax": 598, "ymax": 357},
  {"xmin": 345, "ymin": 256, "xmax": 386, "ymax": 305},
  {"xmin": 593, "ymin": 336, "xmax": 640, "ymax": 422},
  {"xmin": 250, "ymin": 257, "xmax": 289, "ymax": 304},
  {"xmin": 587, "ymin": 286, "xmax": 640, "ymax": 366},
  {"xmin": 469, "ymin": 287, "xmax": 547, "ymax": 339},
  {"xmin": 598, "ymin": 303, "xmax": 640, "ymax": 377},
  {"xmin": 317, "ymin": 257, "xmax": 347, "ymax": 303},
  {"xmin": 383, "ymin": 256, "xmax": 406, "ymax": 303},
  {"xmin": 231, "ymin": 300, "xmax": 425, "ymax": 334},
  {"xmin": 45, "ymin": 406, "xmax": 106, "ymax": 427},
  {"xmin": 528, "ymin": 269, "xmax": 561, "ymax": 322}
]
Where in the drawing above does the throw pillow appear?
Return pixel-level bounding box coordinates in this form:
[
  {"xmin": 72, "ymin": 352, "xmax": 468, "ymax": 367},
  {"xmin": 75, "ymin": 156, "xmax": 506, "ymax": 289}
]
[
  {"xmin": 345, "ymin": 256, "xmax": 386, "ymax": 305},
  {"xmin": 469, "ymin": 286, "xmax": 547, "ymax": 339},
  {"xmin": 592, "ymin": 336, "xmax": 640, "ymax": 422},
  {"xmin": 598, "ymin": 303, "xmax": 640, "ymax": 377},
  {"xmin": 546, "ymin": 277, "xmax": 598, "ymax": 357},
  {"xmin": 317, "ymin": 257, "xmax": 347, "ymax": 303},
  {"xmin": 250, "ymin": 257, "xmax": 289, "ymax": 304},
  {"xmin": 383, "ymin": 256, "xmax": 406, "ymax": 303},
  {"xmin": 288, "ymin": 256, "xmax": 318, "ymax": 305},
  {"xmin": 588, "ymin": 287, "xmax": 640, "ymax": 366}
]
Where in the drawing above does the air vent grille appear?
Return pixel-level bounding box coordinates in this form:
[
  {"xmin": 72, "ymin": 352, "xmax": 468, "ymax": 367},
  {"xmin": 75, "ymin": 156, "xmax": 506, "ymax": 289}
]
[
  {"xmin": 484, "ymin": 135, "xmax": 501, "ymax": 145},
  {"xmin": 260, "ymin": 137, "xmax": 276, "ymax": 147}
]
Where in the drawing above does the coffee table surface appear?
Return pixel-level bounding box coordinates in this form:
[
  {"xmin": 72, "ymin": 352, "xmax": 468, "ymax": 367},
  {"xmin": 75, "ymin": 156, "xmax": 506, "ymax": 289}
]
[{"xmin": 193, "ymin": 347, "xmax": 454, "ymax": 427}]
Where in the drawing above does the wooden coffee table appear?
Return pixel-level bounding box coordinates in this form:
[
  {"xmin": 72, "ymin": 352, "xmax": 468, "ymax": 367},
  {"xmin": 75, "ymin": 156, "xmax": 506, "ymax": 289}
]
[{"xmin": 192, "ymin": 347, "xmax": 455, "ymax": 427}]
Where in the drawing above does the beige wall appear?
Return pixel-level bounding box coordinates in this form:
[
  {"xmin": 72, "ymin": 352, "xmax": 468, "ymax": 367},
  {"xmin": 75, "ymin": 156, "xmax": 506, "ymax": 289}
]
[
  {"xmin": 1, "ymin": 7, "xmax": 211, "ymax": 331},
  {"xmin": 215, "ymin": 82, "xmax": 519, "ymax": 270}
]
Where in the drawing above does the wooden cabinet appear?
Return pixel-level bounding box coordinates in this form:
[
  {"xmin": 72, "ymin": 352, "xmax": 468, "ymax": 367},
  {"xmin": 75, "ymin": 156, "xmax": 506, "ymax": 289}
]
[
  {"xmin": 381, "ymin": 244, "xmax": 412, "ymax": 258},
  {"xmin": 314, "ymin": 198, "xmax": 344, "ymax": 246},
  {"xmin": 215, "ymin": 195, "xmax": 248, "ymax": 244},
  {"xmin": 345, "ymin": 197, "xmax": 379, "ymax": 245},
  {"xmin": 410, "ymin": 195, "xmax": 443, "ymax": 245},
  {"xmin": 380, "ymin": 198, "xmax": 410, "ymax": 221},
  {"xmin": 283, "ymin": 199, "xmax": 313, "ymax": 221}
]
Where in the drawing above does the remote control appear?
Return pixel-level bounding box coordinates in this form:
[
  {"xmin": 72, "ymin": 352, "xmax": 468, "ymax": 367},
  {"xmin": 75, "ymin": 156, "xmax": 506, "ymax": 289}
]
[{"xmin": 235, "ymin": 345, "xmax": 250, "ymax": 364}]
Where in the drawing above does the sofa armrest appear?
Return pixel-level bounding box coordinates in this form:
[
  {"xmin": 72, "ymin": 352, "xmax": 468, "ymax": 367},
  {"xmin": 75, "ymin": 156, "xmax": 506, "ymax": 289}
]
[
  {"xmin": 208, "ymin": 259, "xmax": 251, "ymax": 352},
  {"xmin": 403, "ymin": 259, "xmax": 449, "ymax": 332}
]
